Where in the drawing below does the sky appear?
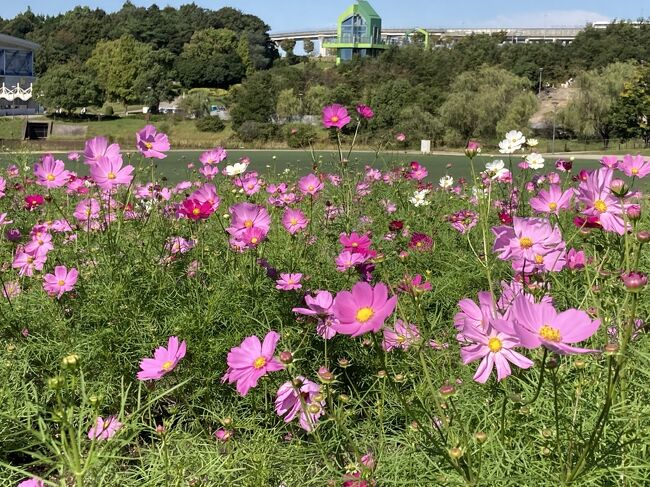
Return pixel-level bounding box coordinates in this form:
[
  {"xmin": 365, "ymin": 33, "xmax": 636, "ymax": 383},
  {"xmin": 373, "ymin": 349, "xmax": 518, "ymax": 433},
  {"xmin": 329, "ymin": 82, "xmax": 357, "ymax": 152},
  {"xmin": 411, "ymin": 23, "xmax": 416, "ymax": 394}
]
[{"xmin": 1, "ymin": 0, "xmax": 646, "ymax": 32}]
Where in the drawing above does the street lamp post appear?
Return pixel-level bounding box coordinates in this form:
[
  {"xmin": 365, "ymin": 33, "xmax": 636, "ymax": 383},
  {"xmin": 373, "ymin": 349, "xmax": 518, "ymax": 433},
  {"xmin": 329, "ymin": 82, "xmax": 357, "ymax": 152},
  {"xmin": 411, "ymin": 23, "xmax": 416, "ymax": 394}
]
[
  {"xmin": 552, "ymin": 101, "xmax": 559, "ymax": 154},
  {"xmin": 538, "ymin": 68, "xmax": 544, "ymax": 95}
]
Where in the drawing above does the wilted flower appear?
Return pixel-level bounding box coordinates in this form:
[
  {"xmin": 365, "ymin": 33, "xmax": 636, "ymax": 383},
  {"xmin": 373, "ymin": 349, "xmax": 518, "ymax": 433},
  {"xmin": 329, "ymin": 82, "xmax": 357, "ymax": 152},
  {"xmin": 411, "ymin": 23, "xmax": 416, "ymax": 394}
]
[{"xmin": 88, "ymin": 416, "xmax": 122, "ymax": 441}]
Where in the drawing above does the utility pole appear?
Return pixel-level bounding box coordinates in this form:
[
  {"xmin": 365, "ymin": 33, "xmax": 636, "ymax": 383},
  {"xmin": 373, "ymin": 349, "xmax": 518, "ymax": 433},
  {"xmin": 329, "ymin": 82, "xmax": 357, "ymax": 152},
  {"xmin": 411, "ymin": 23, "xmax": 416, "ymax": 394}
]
[{"xmin": 538, "ymin": 68, "xmax": 544, "ymax": 95}]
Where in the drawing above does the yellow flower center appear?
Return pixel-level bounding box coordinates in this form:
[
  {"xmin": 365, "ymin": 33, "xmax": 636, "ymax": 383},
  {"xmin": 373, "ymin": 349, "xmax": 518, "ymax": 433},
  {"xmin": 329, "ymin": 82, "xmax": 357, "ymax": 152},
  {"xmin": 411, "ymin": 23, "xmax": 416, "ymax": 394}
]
[
  {"xmin": 253, "ymin": 356, "xmax": 266, "ymax": 369},
  {"xmin": 250, "ymin": 237, "xmax": 258, "ymax": 244},
  {"xmin": 356, "ymin": 307, "xmax": 374, "ymax": 323},
  {"xmin": 488, "ymin": 337, "xmax": 502, "ymax": 353},
  {"xmin": 632, "ymin": 167, "xmax": 639, "ymax": 175},
  {"xmin": 396, "ymin": 335, "xmax": 406, "ymax": 344},
  {"xmin": 416, "ymin": 242, "xmax": 422, "ymax": 247},
  {"xmin": 26, "ymin": 256, "xmax": 33, "ymax": 264},
  {"xmin": 549, "ymin": 202, "xmax": 557, "ymax": 211},
  {"xmin": 192, "ymin": 208, "xmax": 200, "ymax": 216},
  {"xmin": 331, "ymin": 116, "xmax": 339, "ymax": 123},
  {"xmin": 161, "ymin": 360, "xmax": 173, "ymax": 370},
  {"xmin": 107, "ymin": 172, "xmax": 116, "ymax": 180},
  {"xmin": 46, "ymin": 174, "xmax": 55, "ymax": 181},
  {"xmin": 57, "ymin": 279, "xmax": 65, "ymax": 286},
  {"xmin": 145, "ymin": 142, "xmax": 153, "ymax": 150},
  {"xmin": 534, "ymin": 254, "xmax": 544, "ymax": 264},
  {"xmin": 290, "ymin": 218, "xmax": 298, "ymax": 225},
  {"xmin": 308, "ymin": 185, "xmax": 314, "ymax": 191},
  {"xmin": 351, "ymin": 242, "xmax": 358, "ymax": 247},
  {"xmin": 103, "ymin": 420, "xmax": 111, "ymax": 429},
  {"xmin": 85, "ymin": 208, "xmax": 92, "ymax": 216},
  {"xmin": 539, "ymin": 325, "xmax": 561, "ymax": 342},
  {"xmin": 519, "ymin": 237, "xmax": 533, "ymax": 249},
  {"xmin": 244, "ymin": 219, "xmax": 253, "ymax": 228},
  {"xmin": 287, "ymin": 279, "xmax": 295, "ymax": 284},
  {"xmin": 594, "ymin": 199, "xmax": 607, "ymax": 212}
]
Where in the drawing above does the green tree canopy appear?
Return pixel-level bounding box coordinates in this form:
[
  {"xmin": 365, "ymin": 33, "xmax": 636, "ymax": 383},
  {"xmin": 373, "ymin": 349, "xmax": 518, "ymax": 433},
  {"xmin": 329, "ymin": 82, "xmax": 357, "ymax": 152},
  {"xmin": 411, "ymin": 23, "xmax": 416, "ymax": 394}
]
[{"xmin": 33, "ymin": 61, "xmax": 103, "ymax": 113}]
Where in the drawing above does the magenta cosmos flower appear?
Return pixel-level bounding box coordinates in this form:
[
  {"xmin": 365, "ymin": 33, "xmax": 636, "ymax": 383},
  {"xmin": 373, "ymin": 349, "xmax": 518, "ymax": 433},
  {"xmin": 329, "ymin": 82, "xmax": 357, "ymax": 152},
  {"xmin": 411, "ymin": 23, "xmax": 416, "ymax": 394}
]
[
  {"xmin": 199, "ymin": 147, "xmax": 227, "ymax": 165},
  {"xmin": 25, "ymin": 194, "xmax": 45, "ymax": 210},
  {"xmin": 298, "ymin": 173, "xmax": 324, "ymax": 195},
  {"xmin": 509, "ymin": 296, "xmax": 600, "ymax": 354},
  {"xmin": 83, "ymin": 136, "xmax": 120, "ymax": 165},
  {"xmin": 180, "ymin": 198, "xmax": 214, "ymax": 220},
  {"xmin": 356, "ymin": 104, "xmax": 374, "ymax": 120},
  {"xmin": 332, "ymin": 281, "xmax": 397, "ymax": 337},
  {"xmin": 136, "ymin": 124, "xmax": 170, "ymax": 159},
  {"xmin": 619, "ymin": 154, "xmax": 650, "ymax": 178},
  {"xmin": 88, "ymin": 415, "xmax": 122, "ymax": 441},
  {"xmin": 322, "ymin": 104, "xmax": 351, "ymax": 129},
  {"xmin": 282, "ymin": 208, "xmax": 308, "ymax": 234},
  {"xmin": 43, "ymin": 265, "xmax": 78, "ymax": 298},
  {"xmin": 34, "ymin": 154, "xmax": 70, "ymax": 189},
  {"xmin": 275, "ymin": 376, "xmax": 325, "ymax": 431},
  {"xmin": 89, "ymin": 155, "xmax": 134, "ymax": 191},
  {"xmin": 529, "ymin": 184, "xmax": 574, "ymax": 215},
  {"xmin": 137, "ymin": 336, "xmax": 187, "ymax": 381},
  {"xmin": 276, "ymin": 273, "xmax": 303, "ymax": 291},
  {"xmin": 461, "ymin": 322, "xmax": 533, "ymax": 383},
  {"xmin": 222, "ymin": 331, "xmax": 284, "ymax": 396}
]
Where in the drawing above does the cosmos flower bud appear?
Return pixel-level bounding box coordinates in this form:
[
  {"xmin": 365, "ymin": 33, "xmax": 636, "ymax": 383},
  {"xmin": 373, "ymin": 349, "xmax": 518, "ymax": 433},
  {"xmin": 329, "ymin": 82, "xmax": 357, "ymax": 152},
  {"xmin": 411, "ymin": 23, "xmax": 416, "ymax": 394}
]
[
  {"xmin": 439, "ymin": 384, "xmax": 456, "ymax": 397},
  {"xmin": 465, "ymin": 140, "xmax": 481, "ymax": 159},
  {"xmin": 338, "ymin": 394, "xmax": 350, "ymax": 403},
  {"xmin": 89, "ymin": 394, "xmax": 100, "ymax": 406},
  {"xmin": 637, "ymin": 231, "xmax": 650, "ymax": 243},
  {"xmin": 604, "ymin": 343, "xmax": 619, "ymax": 355},
  {"xmin": 376, "ymin": 370, "xmax": 387, "ymax": 378},
  {"xmin": 62, "ymin": 353, "xmax": 80, "ymax": 368},
  {"xmin": 609, "ymin": 179, "xmax": 628, "ymax": 197},
  {"xmin": 337, "ymin": 357, "xmax": 350, "ymax": 368},
  {"xmin": 474, "ymin": 431, "xmax": 487, "ymax": 443},
  {"xmin": 621, "ymin": 271, "xmax": 647, "ymax": 290},
  {"xmin": 307, "ymin": 403, "xmax": 321, "ymax": 414},
  {"xmin": 48, "ymin": 376, "xmax": 64, "ymax": 390},
  {"xmin": 449, "ymin": 447, "xmax": 463, "ymax": 459},
  {"xmin": 279, "ymin": 351, "xmax": 293, "ymax": 364},
  {"xmin": 626, "ymin": 204, "xmax": 641, "ymax": 221}
]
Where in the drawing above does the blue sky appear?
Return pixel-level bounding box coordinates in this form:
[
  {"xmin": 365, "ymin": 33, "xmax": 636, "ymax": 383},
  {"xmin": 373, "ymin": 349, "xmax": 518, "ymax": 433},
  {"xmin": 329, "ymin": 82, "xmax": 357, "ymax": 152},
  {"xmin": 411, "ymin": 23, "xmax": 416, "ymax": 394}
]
[{"xmin": 2, "ymin": 0, "xmax": 646, "ymax": 31}]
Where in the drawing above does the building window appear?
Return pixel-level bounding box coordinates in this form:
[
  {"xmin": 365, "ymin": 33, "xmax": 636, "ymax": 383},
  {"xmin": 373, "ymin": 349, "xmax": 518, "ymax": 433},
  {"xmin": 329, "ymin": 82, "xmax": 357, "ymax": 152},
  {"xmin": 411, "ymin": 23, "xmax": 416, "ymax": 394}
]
[
  {"xmin": 4, "ymin": 50, "xmax": 33, "ymax": 77},
  {"xmin": 341, "ymin": 14, "xmax": 367, "ymax": 43},
  {"xmin": 340, "ymin": 48, "xmax": 353, "ymax": 61}
]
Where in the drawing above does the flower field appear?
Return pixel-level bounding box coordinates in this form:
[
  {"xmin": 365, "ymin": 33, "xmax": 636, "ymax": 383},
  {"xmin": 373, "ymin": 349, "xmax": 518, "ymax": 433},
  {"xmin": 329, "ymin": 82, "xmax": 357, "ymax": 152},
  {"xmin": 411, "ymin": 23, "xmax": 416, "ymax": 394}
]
[{"xmin": 2, "ymin": 105, "xmax": 650, "ymax": 486}]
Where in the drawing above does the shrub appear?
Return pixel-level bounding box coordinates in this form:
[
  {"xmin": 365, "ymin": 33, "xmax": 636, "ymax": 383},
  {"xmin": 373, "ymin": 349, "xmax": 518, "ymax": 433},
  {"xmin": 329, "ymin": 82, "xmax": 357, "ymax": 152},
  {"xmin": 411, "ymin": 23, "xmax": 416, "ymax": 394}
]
[
  {"xmin": 284, "ymin": 123, "xmax": 316, "ymax": 148},
  {"xmin": 195, "ymin": 116, "xmax": 225, "ymax": 133},
  {"xmin": 103, "ymin": 105, "xmax": 114, "ymax": 116},
  {"xmin": 236, "ymin": 121, "xmax": 278, "ymax": 143}
]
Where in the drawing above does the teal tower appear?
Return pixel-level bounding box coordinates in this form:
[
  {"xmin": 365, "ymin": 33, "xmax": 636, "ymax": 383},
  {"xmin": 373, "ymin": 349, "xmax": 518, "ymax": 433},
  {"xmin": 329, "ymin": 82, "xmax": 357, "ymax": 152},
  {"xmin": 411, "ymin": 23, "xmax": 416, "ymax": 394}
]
[{"xmin": 323, "ymin": 1, "xmax": 388, "ymax": 64}]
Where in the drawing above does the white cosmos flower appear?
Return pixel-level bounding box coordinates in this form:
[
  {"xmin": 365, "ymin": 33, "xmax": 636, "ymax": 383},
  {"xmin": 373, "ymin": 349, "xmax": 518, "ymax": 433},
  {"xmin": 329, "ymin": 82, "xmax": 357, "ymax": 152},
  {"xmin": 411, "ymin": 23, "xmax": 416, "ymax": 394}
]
[
  {"xmin": 485, "ymin": 159, "xmax": 510, "ymax": 180},
  {"xmin": 526, "ymin": 152, "xmax": 545, "ymax": 170},
  {"xmin": 527, "ymin": 138, "xmax": 539, "ymax": 147},
  {"xmin": 409, "ymin": 189, "xmax": 431, "ymax": 207},
  {"xmin": 439, "ymin": 175, "xmax": 454, "ymax": 189},
  {"xmin": 499, "ymin": 130, "xmax": 526, "ymax": 154},
  {"xmin": 224, "ymin": 162, "xmax": 248, "ymax": 177}
]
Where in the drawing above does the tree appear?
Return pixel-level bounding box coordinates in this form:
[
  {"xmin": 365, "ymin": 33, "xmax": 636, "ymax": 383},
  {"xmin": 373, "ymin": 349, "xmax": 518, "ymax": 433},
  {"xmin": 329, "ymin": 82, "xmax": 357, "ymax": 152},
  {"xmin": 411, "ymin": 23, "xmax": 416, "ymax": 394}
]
[
  {"xmin": 230, "ymin": 71, "xmax": 277, "ymax": 127},
  {"xmin": 86, "ymin": 35, "xmax": 153, "ymax": 110},
  {"xmin": 303, "ymin": 39, "xmax": 315, "ymax": 56},
  {"xmin": 34, "ymin": 62, "xmax": 103, "ymax": 113},
  {"xmin": 276, "ymin": 89, "xmax": 302, "ymax": 119},
  {"xmin": 178, "ymin": 91, "xmax": 211, "ymax": 119},
  {"xmin": 133, "ymin": 49, "xmax": 179, "ymax": 113},
  {"xmin": 175, "ymin": 28, "xmax": 246, "ymax": 88},
  {"xmin": 279, "ymin": 39, "xmax": 296, "ymax": 55},
  {"xmin": 439, "ymin": 66, "xmax": 538, "ymax": 141},
  {"xmin": 562, "ymin": 62, "xmax": 639, "ymax": 147},
  {"xmin": 611, "ymin": 67, "xmax": 650, "ymax": 146}
]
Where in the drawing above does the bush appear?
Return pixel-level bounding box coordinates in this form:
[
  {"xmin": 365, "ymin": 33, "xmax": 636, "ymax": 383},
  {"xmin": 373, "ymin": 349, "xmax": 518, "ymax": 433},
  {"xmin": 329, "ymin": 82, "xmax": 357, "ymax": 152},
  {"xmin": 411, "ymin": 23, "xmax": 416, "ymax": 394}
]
[
  {"xmin": 236, "ymin": 121, "xmax": 278, "ymax": 143},
  {"xmin": 103, "ymin": 105, "xmax": 114, "ymax": 116},
  {"xmin": 195, "ymin": 116, "xmax": 225, "ymax": 133},
  {"xmin": 284, "ymin": 123, "xmax": 316, "ymax": 148}
]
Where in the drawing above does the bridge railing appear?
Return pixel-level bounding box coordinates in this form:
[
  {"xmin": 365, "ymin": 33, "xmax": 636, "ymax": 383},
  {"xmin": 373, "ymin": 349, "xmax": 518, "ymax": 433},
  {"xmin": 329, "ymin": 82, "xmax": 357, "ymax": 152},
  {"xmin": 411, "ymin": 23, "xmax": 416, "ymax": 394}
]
[{"xmin": 327, "ymin": 34, "xmax": 385, "ymax": 45}]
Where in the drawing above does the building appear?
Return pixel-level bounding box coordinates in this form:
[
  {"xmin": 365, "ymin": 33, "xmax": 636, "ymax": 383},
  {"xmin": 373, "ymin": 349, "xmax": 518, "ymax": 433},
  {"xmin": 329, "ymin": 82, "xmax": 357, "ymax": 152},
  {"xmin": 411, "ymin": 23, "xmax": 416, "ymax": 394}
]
[
  {"xmin": 322, "ymin": 1, "xmax": 388, "ymax": 64},
  {"xmin": 0, "ymin": 33, "xmax": 40, "ymax": 116}
]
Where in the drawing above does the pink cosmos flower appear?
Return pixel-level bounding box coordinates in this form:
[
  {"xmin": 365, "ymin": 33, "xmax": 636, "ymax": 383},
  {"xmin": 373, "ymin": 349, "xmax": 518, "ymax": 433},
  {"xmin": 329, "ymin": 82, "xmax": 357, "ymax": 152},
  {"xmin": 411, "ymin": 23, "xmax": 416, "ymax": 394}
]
[
  {"xmin": 335, "ymin": 250, "xmax": 367, "ymax": 272},
  {"xmin": 408, "ymin": 232, "xmax": 433, "ymax": 251},
  {"xmin": 180, "ymin": 198, "xmax": 214, "ymax": 220},
  {"xmin": 576, "ymin": 167, "xmax": 626, "ymax": 235},
  {"xmin": 619, "ymin": 154, "xmax": 650, "ymax": 178},
  {"xmin": 89, "ymin": 155, "xmax": 134, "ymax": 191},
  {"xmin": 276, "ymin": 273, "xmax": 303, "ymax": 291},
  {"xmin": 137, "ymin": 336, "xmax": 187, "ymax": 381},
  {"xmin": 17, "ymin": 478, "xmax": 44, "ymax": 487},
  {"xmin": 43, "ymin": 266, "xmax": 78, "ymax": 298},
  {"xmin": 509, "ymin": 296, "xmax": 600, "ymax": 354},
  {"xmin": 190, "ymin": 183, "xmax": 220, "ymax": 211},
  {"xmin": 383, "ymin": 320, "xmax": 420, "ymax": 351},
  {"xmin": 88, "ymin": 416, "xmax": 122, "ymax": 441},
  {"xmin": 199, "ymin": 147, "xmax": 227, "ymax": 165},
  {"xmin": 83, "ymin": 136, "xmax": 120, "ymax": 165},
  {"xmin": 600, "ymin": 155, "xmax": 619, "ymax": 169},
  {"xmin": 397, "ymin": 274, "xmax": 432, "ymax": 295},
  {"xmin": 34, "ymin": 154, "xmax": 70, "ymax": 188},
  {"xmin": 222, "ymin": 331, "xmax": 284, "ymax": 396},
  {"xmin": 396, "ymin": 132, "xmax": 406, "ymax": 142},
  {"xmin": 227, "ymin": 202, "xmax": 271, "ymax": 238},
  {"xmin": 292, "ymin": 290, "xmax": 335, "ymax": 317},
  {"xmin": 322, "ymin": 104, "xmax": 351, "ymax": 129},
  {"xmin": 2, "ymin": 281, "xmax": 21, "ymax": 299},
  {"xmin": 529, "ymin": 185, "xmax": 574, "ymax": 215},
  {"xmin": 340, "ymin": 232, "xmax": 372, "ymax": 254},
  {"xmin": 282, "ymin": 208, "xmax": 308, "ymax": 234},
  {"xmin": 447, "ymin": 210, "xmax": 479, "ymax": 234},
  {"xmin": 298, "ymin": 173, "xmax": 324, "ymax": 195},
  {"xmin": 332, "ymin": 281, "xmax": 397, "ymax": 337},
  {"xmin": 136, "ymin": 125, "xmax": 170, "ymax": 159},
  {"xmin": 275, "ymin": 376, "xmax": 325, "ymax": 431},
  {"xmin": 24, "ymin": 232, "xmax": 54, "ymax": 255},
  {"xmin": 12, "ymin": 251, "xmax": 47, "ymax": 277},
  {"xmin": 567, "ymin": 248, "xmax": 586, "ymax": 270},
  {"xmin": 165, "ymin": 236, "xmax": 195, "ymax": 255},
  {"xmin": 492, "ymin": 217, "xmax": 566, "ymax": 273},
  {"xmin": 199, "ymin": 165, "xmax": 219, "ymax": 180},
  {"xmin": 214, "ymin": 428, "xmax": 233, "ymax": 442},
  {"xmin": 356, "ymin": 104, "xmax": 374, "ymax": 119},
  {"xmin": 231, "ymin": 226, "xmax": 268, "ymax": 249},
  {"xmin": 407, "ymin": 161, "xmax": 428, "ymax": 181},
  {"xmin": 461, "ymin": 322, "xmax": 533, "ymax": 383},
  {"xmin": 74, "ymin": 198, "xmax": 100, "ymax": 222},
  {"xmin": 68, "ymin": 152, "xmax": 80, "ymax": 161}
]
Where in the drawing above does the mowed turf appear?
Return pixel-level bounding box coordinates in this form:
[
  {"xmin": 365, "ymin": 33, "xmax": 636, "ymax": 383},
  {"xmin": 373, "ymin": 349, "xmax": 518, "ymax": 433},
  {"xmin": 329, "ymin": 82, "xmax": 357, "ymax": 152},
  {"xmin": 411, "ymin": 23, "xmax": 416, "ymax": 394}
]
[{"xmin": 0, "ymin": 149, "xmax": 602, "ymax": 183}]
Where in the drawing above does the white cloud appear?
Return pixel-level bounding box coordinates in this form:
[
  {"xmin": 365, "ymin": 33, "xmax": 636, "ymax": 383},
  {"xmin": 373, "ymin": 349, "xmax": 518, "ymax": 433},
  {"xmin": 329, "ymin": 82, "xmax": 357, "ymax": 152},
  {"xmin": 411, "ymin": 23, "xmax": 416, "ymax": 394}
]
[{"xmin": 479, "ymin": 10, "xmax": 610, "ymax": 28}]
